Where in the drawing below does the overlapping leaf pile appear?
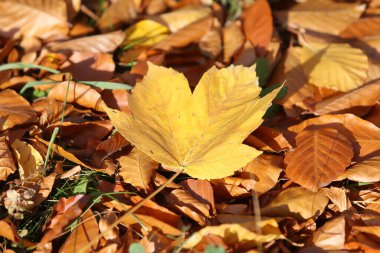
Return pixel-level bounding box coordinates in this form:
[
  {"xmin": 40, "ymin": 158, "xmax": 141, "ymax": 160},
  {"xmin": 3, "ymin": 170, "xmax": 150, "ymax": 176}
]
[{"xmin": 0, "ymin": 0, "xmax": 380, "ymax": 252}]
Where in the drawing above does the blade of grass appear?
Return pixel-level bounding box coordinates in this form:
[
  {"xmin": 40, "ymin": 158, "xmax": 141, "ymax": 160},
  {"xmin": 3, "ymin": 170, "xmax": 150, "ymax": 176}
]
[
  {"xmin": 43, "ymin": 127, "xmax": 59, "ymax": 174},
  {"xmin": 79, "ymin": 81, "xmax": 132, "ymax": 90},
  {"xmin": 59, "ymin": 74, "xmax": 72, "ymax": 142},
  {"xmin": 20, "ymin": 80, "xmax": 61, "ymax": 94},
  {"xmin": 0, "ymin": 62, "xmax": 60, "ymax": 74}
]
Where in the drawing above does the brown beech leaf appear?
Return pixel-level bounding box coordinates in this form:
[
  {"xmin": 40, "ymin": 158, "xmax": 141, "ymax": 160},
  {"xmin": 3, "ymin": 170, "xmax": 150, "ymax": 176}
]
[
  {"xmin": 48, "ymin": 31, "xmax": 125, "ymax": 53},
  {"xmin": 284, "ymin": 127, "xmax": 353, "ymax": 192},
  {"xmin": 0, "ymin": 89, "xmax": 37, "ymax": 131},
  {"xmin": 118, "ymin": 147, "xmax": 158, "ymax": 193},
  {"xmin": 181, "ymin": 179, "xmax": 216, "ymax": 215},
  {"xmin": 97, "ymin": 0, "xmax": 137, "ymax": 32},
  {"xmin": 0, "ymin": 136, "xmax": 16, "ymax": 181},
  {"xmin": 42, "ymin": 121, "xmax": 113, "ymax": 149},
  {"xmin": 247, "ymin": 126, "xmax": 292, "ymax": 152},
  {"xmin": 48, "ymin": 81, "xmax": 106, "ymax": 112},
  {"xmin": 274, "ymin": 0, "xmax": 364, "ymax": 35},
  {"xmin": 165, "ymin": 188, "xmax": 211, "ymax": 225},
  {"xmin": 40, "ymin": 194, "xmax": 89, "ymax": 245},
  {"xmin": 243, "ymin": 0, "xmax": 273, "ymax": 56},
  {"xmin": 287, "ymin": 114, "xmax": 380, "ymax": 161},
  {"xmin": 340, "ymin": 18, "xmax": 380, "ymax": 38},
  {"xmin": 261, "ymin": 187, "xmax": 329, "ymax": 221},
  {"xmin": 154, "ymin": 16, "xmax": 212, "ymax": 51},
  {"xmin": 241, "ymin": 154, "xmax": 283, "ymax": 196},
  {"xmin": 0, "ymin": 218, "xmax": 21, "ymax": 243},
  {"xmin": 59, "ymin": 210, "xmax": 99, "ymax": 253},
  {"xmin": 0, "ymin": 0, "xmax": 69, "ymax": 39},
  {"xmin": 101, "ymin": 89, "xmax": 130, "ymax": 113},
  {"xmin": 130, "ymin": 195, "xmax": 181, "ymax": 227},
  {"xmin": 23, "ymin": 173, "xmax": 57, "ymax": 209},
  {"xmin": 32, "ymin": 98, "xmax": 74, "ymax": 125},
  {"xmin": 338, "ymin": 155, "xmax": 380, "ymax": 183},
  {"xmin": 211, "ymin": 177, "xmax": 256, "ymax": 201},
  {"xmin": 222, "ymin": 21, "xmax": 244, "ymax": 63},
  {"xmin": 91, "ymin": 132, "xmax": 130, "ymax": 168},
  {"xmin": 310, "ymin": 81, "xmax": 380, "ymax": 115},
  {"xmin": 59, "ymin": 52, "xmax": 115, "ymax": 81}
]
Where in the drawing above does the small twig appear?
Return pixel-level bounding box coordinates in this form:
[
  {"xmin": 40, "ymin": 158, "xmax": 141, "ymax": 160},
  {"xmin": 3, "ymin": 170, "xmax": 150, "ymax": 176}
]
[{"xmin": 80, "ymin": 5, "xmax": 99, "ymax": 22}]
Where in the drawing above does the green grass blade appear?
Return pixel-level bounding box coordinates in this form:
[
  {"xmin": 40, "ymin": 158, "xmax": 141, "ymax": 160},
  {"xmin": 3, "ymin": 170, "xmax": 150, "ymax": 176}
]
[
  {"xmin": 0, "ymin": 62, "xmax": 60, "ymax": 74},
  {"xmin": 80, "ymin": 81, "xmax": 133, "ymax": 90},
  {"xmin": 20, "ymin": 80, "xmax": 60, "ymax": 94}
]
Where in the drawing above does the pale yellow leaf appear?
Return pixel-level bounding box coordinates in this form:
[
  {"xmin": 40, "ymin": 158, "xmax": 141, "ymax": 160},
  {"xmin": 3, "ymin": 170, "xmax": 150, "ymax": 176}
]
[
  {"xmin": 261, "ymin": 187, "xmax": 329, "ymax": 220},
  {"xmin": 301, "ymin": 43, "xmax": 368, "ymax": 92},
  {"xmin": 105, "ymin": 63, "xmax": 280, "ymax": 179},
  {"xmin": 11, "ymin": 139, "xmax": 44, "ymax": 180},
  {"xmin": 123, "ymin": 19, "xmax": 169, "ymax": 47}
]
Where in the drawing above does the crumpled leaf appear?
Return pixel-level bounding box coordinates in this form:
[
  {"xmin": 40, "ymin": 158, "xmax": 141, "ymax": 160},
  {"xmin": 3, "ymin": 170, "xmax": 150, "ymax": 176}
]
[
  {"xmin": 118, "ymin": 147, "xmax": 158, "ymax": 193},
  {"xmin": 284, "ymin": 127, "xmax": 353, "ymax": 192},
  {"xmin": 261, "ymin": 187, "xmax": 329, "ymax": 221},
  {"xmin": 11, "ymin": 139, "xmax": 44, "ymax": 180},
  {"xmin": 105, "ymin": 63, "xmax": 280, "ymax": 179},
  {"xmin": 183, "ymin": 219, "xmax": 284, "ymax": 249},
  {"xmin": 301, "ymin": 43, "xmax": 368, "ymax": 92},
  {"xmin": 0, "ymin": 89, "xmax": 37, "ymax": 131},
  {"xmin": 0, "ymin": 136, "xmax": 17, "ymax": 181}
]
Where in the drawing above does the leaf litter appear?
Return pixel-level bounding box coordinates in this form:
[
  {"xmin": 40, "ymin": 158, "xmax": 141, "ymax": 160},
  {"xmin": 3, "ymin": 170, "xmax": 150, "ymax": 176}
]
[{"xmin": 0, "ymin": 0, "xmax": 380, "ymax": 252}]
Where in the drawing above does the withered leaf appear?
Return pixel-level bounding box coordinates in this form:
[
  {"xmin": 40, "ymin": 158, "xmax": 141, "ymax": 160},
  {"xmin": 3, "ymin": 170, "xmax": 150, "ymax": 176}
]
[
  {"xmin": 284, "ymin": 127, "xmax": 353, "ymax": 192},
  {"xmin": 0, "ymin": 136, "xmax": 16, "ymax": 181}
]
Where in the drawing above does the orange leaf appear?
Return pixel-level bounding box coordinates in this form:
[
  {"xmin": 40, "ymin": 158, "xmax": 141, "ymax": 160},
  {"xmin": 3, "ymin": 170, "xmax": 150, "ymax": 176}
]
[
  {"xmin": 243, "ymin": 0, "xmax": 273, "ymax": 56},
  {"xmin": 285, "ymin": 127, "xmax": 353, "ymax": 192}
]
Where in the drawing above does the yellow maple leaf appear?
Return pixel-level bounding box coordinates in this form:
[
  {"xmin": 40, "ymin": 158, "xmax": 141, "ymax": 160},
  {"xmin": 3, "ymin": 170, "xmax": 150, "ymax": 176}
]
[{"xmin": 105, "ymin": 63, "xmax": 280, "ymax": 179}]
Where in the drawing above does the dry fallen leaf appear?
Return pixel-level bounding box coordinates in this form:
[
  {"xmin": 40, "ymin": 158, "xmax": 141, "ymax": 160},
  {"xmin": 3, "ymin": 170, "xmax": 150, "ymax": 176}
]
[
  {"xmin": 284, "ymin": 127, "xmax": 353, "ymax": 192},
  {"xmin": 274, "ymin": 0, "xmax": 364, "ymax": 35},
  {"xmin": 243, "ymin": 0, "xmax": 273, "ymax": 56},
  {"xmin": 97, "ymin": 0, "xmax": 137, "ymax": 32},
  {"xmin": 0, "ymin": 89, "xmax": 37, "ymax": 131},
  {"xmin": 105, "ymin": 63, "xmax": 280, "ymax": 179},
  {"xmin": 0, "ymin": 136, "xmax": 17, "ymax": 181},
  {"xmin": 183, "ymin": 220, "xmax": 284, "ymax": 249},
  {"xmin": 261, "ymin": 187, "xmax": 329, "ymax": 220},
  {"xmin": 338, "ymin": 155, "xmax": 380, "ymax": 183},
  {"xmin": 0, "ymin": 0, "xmax": 69, "ymax": 39},
  {"xmin": 11, "ymin": 139, "xmax": 44, "ymax": 180},
  {"xmin": 118, "ymin": 147, "xmax": 158, "ymax": 193},
  {"xmin": 301, "ymin": 43, "xmax": 368, "ymax": 92}
]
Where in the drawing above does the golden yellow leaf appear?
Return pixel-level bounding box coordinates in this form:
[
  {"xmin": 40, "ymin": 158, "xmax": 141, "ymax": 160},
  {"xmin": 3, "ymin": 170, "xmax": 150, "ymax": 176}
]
[
  {"xmin": 124, "ymin": 19, "xmax": 169, "ymax": 47},
  {"xmin": 105, "ymin": 63, "xmax": 280, "ymax": 179},
  {"xmin": 301, "ymin": 43, "xmax": 368, "ymax": 92},
  {"xmin": 11, "ymin": 139, "xmax": 44, "ymax": 180},
  {"xmin": 182, "ymin": 219, "xmax": 284, "ymax": 249}
]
